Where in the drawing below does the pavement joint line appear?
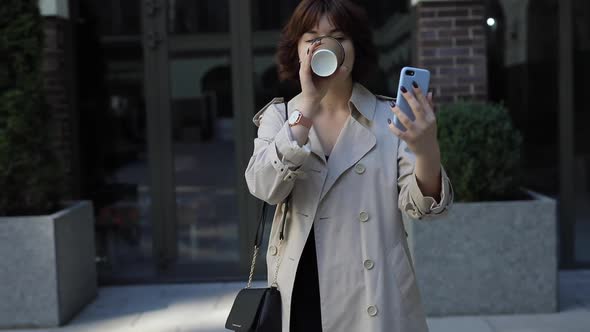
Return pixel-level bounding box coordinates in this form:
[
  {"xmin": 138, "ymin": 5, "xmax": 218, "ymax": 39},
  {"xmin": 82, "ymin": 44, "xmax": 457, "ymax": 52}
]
[
  {"xmin": 130, "ymin": 311, "xmax": 144, "ymax": 327},
  {"xmin": 482, "ymin": 317, "xmax": 498, "ymax": 332}
]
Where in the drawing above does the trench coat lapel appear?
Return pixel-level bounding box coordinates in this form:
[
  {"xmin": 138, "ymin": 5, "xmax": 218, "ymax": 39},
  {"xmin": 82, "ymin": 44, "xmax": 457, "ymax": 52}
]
[
  {"xmin": 309, "ymin": 125, "xmax": 327, "ymax": 163},
  {"xmin": 323, "ymin": 83, "xmax": 378, "ymax": 201},
  {"xmin": 287, "ymin": 83, "xmax": 378, "ymax": 201},
  {"xmin": 319, "ymin": 110, "xmax": 376, "ymax": 202}
]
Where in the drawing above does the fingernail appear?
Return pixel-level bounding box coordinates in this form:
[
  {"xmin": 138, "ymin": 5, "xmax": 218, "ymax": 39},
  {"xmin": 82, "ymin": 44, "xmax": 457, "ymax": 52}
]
[
  {"xmin": 412, "ymin": 81, "xmax": 418, "ymax": 88},
  {"xmin": 387, "ymin": 118, "xmax": 392, "ymax": 124},
  {"xmin": 389, "ymin": 100, "xmax": 395, "ymax": 107},
  {"xmin": 400, "ymin": 86, "xmax": 407, "ymax": 93}
]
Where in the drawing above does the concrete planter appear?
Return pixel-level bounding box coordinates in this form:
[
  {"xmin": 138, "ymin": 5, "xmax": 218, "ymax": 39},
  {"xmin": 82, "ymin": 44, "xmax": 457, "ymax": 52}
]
[
  {"xmin": 403, "ymin": 191, "xmax": 558, "ymax": 316},
  {"xmin": 0, "ymin": 201, "xmax": 97, "ymax": 328}
]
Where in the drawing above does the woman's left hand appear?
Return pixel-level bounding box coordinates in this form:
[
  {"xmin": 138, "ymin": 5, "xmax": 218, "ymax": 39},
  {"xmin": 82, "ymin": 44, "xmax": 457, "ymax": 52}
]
[{"xmin": 387, "ymin": 83, "xmax": 439, "ymax": 157}]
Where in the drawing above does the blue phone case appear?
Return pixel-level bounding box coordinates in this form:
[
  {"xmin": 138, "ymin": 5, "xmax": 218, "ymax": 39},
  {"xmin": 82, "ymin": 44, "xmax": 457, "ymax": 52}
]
[{"xmin": 394, "ymin": 66, "xmax": 430, "ymax": 131}]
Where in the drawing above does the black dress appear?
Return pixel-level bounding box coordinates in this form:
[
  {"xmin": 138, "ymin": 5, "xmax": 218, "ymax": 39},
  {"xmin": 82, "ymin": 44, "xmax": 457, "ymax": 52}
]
[{"xmin": 289, "ymin": 155, "xmax": 328, "ymax": 332}]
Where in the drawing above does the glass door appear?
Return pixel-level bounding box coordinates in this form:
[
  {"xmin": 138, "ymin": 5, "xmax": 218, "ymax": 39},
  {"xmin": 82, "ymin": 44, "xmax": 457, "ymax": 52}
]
[
  {"xmin": 75, "ymin": 0, "xmax": 157, "ymax": 283},
  {"xmin": 573, "ymin": 0, "xmax": 590, "ymax": 266},
  {"xmin": 142, "ymin": 0, "xmax": 260, "ymax": 281},
  {"xmin": 166, "ymin": 0, "xmax": 240, "ymax": 278}
]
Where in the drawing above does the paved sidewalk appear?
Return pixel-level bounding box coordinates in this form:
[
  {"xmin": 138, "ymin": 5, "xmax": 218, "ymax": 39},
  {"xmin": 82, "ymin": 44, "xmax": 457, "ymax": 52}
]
[{"xmin": 4, "ymin": 270, "xmax": 590, "ymax": 332}]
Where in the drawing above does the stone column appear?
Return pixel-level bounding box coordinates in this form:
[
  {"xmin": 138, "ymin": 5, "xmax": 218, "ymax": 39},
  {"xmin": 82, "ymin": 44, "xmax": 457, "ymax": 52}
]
[
  {"xmin": 413, "ymin": 0, "xmax": 488, "ymax": 104},
  {"xmin": 40, "ymin": 0, "xmax": 79, "ymax": 198}
]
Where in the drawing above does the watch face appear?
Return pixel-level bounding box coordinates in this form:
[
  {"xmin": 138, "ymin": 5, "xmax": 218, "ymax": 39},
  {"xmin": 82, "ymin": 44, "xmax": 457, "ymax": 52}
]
[{"xmin": 288, "ymin": 111, "xmax": 301, "ymax": 124}]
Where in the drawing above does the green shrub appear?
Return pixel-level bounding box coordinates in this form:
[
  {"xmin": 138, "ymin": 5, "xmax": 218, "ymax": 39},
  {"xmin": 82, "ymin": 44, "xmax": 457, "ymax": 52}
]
[
  {"xmin": 437, "ymin": 101, "xmax": 523, "ymax": 202},
  {"xmin": 0, "ymin": 0, "xmax": 65, "ymax": 216}
]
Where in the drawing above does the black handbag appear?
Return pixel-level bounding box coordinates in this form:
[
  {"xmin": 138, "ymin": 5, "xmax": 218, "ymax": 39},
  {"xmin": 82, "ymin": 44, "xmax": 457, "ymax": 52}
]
[
  {"xmin": 225, "ymin": 198, "xmax": 290, "ymax": 331},
  {"xmin": 225, "ymin": 102, "xmax": 291, "ymax": 332}
]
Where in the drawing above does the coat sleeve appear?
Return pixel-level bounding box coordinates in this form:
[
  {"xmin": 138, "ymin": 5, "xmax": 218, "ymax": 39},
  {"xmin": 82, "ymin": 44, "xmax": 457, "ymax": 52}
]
[
  {"xmin": 397, "ymin": 137, "xmax": 454, "ymax": 220},
  {"xmin": 244, "ymin": 98, "xmax": 312, "ymax": 205}
]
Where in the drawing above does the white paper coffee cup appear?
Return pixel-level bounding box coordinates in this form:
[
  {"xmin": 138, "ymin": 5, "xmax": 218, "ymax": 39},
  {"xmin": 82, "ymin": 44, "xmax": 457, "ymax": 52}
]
[{"xmin": 310, "ymin": 36, "xmax": 345, "ymax": 77}]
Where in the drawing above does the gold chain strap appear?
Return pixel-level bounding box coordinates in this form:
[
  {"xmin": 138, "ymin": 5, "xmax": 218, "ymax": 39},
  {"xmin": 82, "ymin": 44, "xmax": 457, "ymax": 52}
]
[
  {"xmin": 246, "ymin": 236, "xmax": 285, "ymax": 289},
  {"xmin": 271, "ymin": 238, "xmax": 283, "ymax": 288},
  {"xmin": 246, "ymin": 205, "xmax": 287, "ymax": 289},
  {"xmin": 246, "ymin": 246, "xmax": 259, "ymax": 288}
]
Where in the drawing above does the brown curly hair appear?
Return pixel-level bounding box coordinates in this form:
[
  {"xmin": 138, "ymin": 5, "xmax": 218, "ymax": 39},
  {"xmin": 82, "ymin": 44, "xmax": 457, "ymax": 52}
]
[{"xmin": 276, "ymin": 0, "xmax": 378, "ymax": 83}]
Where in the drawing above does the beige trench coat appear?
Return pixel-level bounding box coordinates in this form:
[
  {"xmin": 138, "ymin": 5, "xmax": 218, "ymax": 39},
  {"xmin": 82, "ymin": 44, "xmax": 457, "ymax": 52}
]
[{"xmin": 245, "ymin": 82, "xmax": 453, "ymax": 332}]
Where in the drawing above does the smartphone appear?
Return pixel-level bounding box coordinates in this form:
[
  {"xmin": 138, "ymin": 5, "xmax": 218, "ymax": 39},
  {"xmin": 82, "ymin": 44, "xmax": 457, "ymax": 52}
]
[{"xmin": 393, "ymin": 67, "xmax": 430, "ymax": 131}]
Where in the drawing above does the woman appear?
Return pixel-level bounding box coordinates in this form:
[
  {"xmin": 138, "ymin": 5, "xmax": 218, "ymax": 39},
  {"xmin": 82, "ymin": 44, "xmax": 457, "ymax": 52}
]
[{"xmin": 245, "ymin": 1, "xmax": 453, "ymax": 331}]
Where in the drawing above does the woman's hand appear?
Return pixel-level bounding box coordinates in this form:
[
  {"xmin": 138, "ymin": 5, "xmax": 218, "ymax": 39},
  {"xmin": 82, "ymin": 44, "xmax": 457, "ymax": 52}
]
[
  {"xmin": 299, "ymin": 39, "xmax": 349, "ymax": 116},
  {"xmin": 389, "ymin": 83, "xmax": 443, "ymax": 201},
  {"xmin": 387, "ymin": 83, "xmax": 438, "ymax": 157}
]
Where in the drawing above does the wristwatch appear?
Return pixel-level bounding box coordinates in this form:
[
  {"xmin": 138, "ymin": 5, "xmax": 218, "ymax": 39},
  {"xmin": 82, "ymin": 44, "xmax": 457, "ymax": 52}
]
[{"xmin": 288, "ymin": 110, "xmax": 313, "ymax": 129}]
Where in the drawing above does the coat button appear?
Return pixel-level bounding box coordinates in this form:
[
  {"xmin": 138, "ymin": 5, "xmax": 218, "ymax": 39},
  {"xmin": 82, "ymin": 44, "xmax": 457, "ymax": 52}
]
[
  {"xmin": 354, "ymin": 163, "xmax": 366, "ymax": 174},
  {"xmin": 359, "ymin": 211, "xmax": 369, "ymax": 222},
  {"xmin": 364, "ymin": 259, "xmax": 374, "ymax": 270},
  {"xmin": 367, "ymin": 305, "xmax": 378, "ymax": 317},
  {"xmin": 269, "ymin": 245, "xmax": 278, "ymax": 256}
]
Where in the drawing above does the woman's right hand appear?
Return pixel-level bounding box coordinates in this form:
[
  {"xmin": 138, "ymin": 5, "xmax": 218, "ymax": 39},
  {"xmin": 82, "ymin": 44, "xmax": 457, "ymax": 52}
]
[{"xmin": 299, "ymin": 39, "xmax": 348, "ymax": 116}]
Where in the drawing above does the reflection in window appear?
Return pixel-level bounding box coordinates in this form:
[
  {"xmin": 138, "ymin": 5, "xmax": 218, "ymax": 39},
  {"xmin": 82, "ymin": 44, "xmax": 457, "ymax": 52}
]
[
  {"xmin": 573, "ymin": 0, "xmax": 590, "ymax": 263},
  {"xmin": 168, "ymin": 0, "xmax": 229, "ymax": 34},
  {"xmin": 81, "ymin": 0, "xmax": 141, "ymax": 36},
  {"xmin": 77, "ymin": 0, "xmax": 151, "ymax": 283},
  {"xmin": 251, "ymin": 0, "xmax": 299, "ymax": 31}
]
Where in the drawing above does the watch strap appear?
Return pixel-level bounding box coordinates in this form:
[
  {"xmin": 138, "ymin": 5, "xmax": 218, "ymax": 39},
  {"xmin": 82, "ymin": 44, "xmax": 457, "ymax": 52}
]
[
  {"xmin": 297, "ymin": 113, "xmax": 313, "ymax": 128},
  {"xmin": 289, "ymin": 110, "xmax": 312, "ymax": 129}
]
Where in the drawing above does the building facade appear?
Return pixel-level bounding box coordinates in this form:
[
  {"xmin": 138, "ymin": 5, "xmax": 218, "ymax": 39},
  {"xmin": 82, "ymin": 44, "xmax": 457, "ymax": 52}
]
[{"xmin": 40, "ymin": 0, "xmax": 589, "ymax": 284}]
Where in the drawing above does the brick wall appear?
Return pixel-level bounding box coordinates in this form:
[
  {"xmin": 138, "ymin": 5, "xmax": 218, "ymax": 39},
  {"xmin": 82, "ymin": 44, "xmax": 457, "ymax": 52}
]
[
  {"xmin": 414, "ymin": 0, "xmax": 488, "ymax": 104},
  {"xmin": 42, "ymin": 16, "xmax": 77, "ymax": 199}
]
